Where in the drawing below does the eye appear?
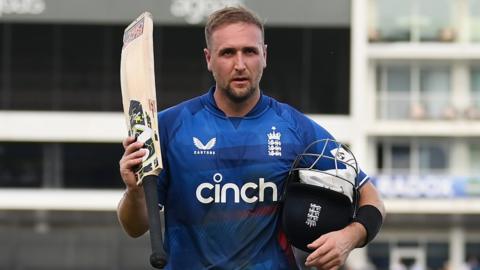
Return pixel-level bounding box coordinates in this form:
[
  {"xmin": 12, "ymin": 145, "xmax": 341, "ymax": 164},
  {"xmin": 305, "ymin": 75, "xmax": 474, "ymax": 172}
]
[
  {"xmin": 244, "ymin": 47, "xmax": 258, "ymax": 55},
  {"xmin": 220, "ymin": 48, "xmax": 235, "ymax": 56}
]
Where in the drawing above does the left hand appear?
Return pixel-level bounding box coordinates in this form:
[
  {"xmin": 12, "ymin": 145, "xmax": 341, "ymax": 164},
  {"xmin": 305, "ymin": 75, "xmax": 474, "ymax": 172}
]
[
  {"xmin": 305, "ymin": 223, "xmax": 365, "ymax": 270},
  {"xmin": 305, "ymin": 182, "xmax": 385, "ymax": 270}
]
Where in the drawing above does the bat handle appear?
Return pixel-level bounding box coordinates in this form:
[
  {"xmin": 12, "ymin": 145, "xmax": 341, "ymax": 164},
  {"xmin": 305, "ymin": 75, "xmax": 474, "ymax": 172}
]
[{"xmin": 143, "ymin": 175, "xmax": 168, "ymax": 269}]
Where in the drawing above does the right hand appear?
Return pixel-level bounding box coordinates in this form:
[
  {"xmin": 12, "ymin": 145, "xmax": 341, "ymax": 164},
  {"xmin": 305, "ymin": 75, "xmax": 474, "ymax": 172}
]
[
  {"xmin": 117, "ymin": 137, "xmax": 149, "ymax": 237},
  {"xmin": 119, "ymin": 136, "xmax": 146, "ymax": 189}
]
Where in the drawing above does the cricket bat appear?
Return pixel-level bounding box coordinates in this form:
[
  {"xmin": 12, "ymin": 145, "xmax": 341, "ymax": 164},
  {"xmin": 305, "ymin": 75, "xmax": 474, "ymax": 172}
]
[{"xmin": 120, "ymin": 12, "xmax": 167, "ymax": 269}]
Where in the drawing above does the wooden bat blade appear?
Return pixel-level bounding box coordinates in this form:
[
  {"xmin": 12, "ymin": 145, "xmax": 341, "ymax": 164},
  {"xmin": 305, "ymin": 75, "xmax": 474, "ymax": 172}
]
[
  {"xmin": 120, "ymin": 12, "xmax": 162, "ymax": 185},
  {"xmin": 120, "ymin": 12, "xmax": 168, "ymax": 269}
]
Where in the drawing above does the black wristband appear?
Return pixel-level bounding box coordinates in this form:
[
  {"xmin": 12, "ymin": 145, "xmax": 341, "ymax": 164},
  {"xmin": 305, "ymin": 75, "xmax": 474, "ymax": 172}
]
[{"xmin": 353, "ymin": 205, "xmax": 383, "ymax": 247}]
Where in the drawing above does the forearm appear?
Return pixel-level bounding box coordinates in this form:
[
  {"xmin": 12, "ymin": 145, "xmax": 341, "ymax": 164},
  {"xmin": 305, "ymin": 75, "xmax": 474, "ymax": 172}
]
[
  {"xmin": 332, "ymin": 184, "xmax": 384, "ymax": 255},
  {"xmin": 343, "ymin": 221, "xmax": 368, "ymax": 249},
  {"xmin": 117, "ymin": 186, "xmax": 149, "ymax": 238},
  {"xmin": 353, "ymin": 182, "xmax": 386, "ymax": 247},
  {"xmin": 358, "ymin": 183, "xmax": 385, "ymax": 218}
]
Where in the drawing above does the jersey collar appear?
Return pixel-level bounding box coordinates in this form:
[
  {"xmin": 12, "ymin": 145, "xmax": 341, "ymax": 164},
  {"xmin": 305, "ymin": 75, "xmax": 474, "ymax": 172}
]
[{"xmin": 202, "ymin": 86, "xmax": 270, "ymax": 118}]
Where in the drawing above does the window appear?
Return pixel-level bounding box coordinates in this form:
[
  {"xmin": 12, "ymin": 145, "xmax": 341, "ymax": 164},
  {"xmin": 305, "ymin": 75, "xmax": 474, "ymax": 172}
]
[
  {"xmin": 419, "ymin": 66, "xmax": 451, "ymax": 119},
  {"xmin": 471, "ymin": 67, "xmax": 480, "ymax": 108},
  {"xmin": 0, "ymin": 24, "xmax": 8, "ymax": 109},
  {"xmin": 417, "ymin": 0, "xmax": 454, "ymax": 42},
  {"xmin": 372, "ymin": 0, "xmax": 412, "ymax": 42},
  {"xmin": 0, "ymin": 143, "xmax": 43, "ymax": 187},
  {"xmin": 378, "ymin": 139, "xmax": 450, "ymax": 175},
  {"xmin": 418, "ymin": 144, "xmax": 449, "ymax": 173},
  {"xmin": 470, "ymin": 0, "xmax": 480, "ymax": 42},
  {"xmin": 469, "ymin": 143, "xmax": 480, "ymax": 175},
  {"xmin": 377, "ymin": 65, "xmax": 411, "ymax": 119},
  {"xmin": 465, "ymin": 242, "xmax": 480, "ymax": 268},
  {"xmin": 0, "ymin": 24, "xmax": 124, "ymax": 111},
  {"xmin": 263, "ymin": 28, "xmax": 351, "ymax": 114},
  {"xmin": 368, "ymin": 240, "xmax": 449, "ymax": 270},
  {"xmin": 0, "ymin": 142, "xmax": 124, "ymax": 188},
  {"xmin": 391, "ymin": 145, "xmax": 411, "ymax": 172},
  {"xmin": 63, "ymin": 143, "xmax": 124, "ymax": 189},
  {"xmin": 368, "ymin": 242, "xmax": 390, "ymax": 270},
  {"xmin": 0, "ymin": 23, "xmax": 350, "ymax": 115},
  {"xmin": 10, "ymin": 24, "xmax": 55, "ymax": 110},
  {"xmin": 377, "ymin": 63, "xmax": 452, "ymax": 120},
  {"xmin": 370, "ymin": 0, "xmax": 455, "ymax": 42},
  {"xmin": 59, "ymin": 25, "xmax": 123, "ymax": 111},
  {"xmin": 426, "ymin": 243, "xmax": 449, "ymax": 270},
  {"xmin": 307, "ymin": 28, "xmax": 350, "ymax": 114},
  {"xmin": 386, "ymin": 66, "xmax": 411, "ymax": 92},
  {"xmin": 159, "ymin": 26, "xmax": 211, "ymax": 110}
]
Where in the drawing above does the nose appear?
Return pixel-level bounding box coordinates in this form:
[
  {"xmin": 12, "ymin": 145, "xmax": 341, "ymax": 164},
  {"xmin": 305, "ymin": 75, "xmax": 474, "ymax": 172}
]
[{"xmin": 234, "ymin": 52, "xmax": 246, "ymax": 71}]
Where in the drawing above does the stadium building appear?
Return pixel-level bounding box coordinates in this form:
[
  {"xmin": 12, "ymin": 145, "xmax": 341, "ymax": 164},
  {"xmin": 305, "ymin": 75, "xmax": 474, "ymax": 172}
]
[{"xmin": 1, "ymin": 0, "xmax": 480, "ymax": 269}]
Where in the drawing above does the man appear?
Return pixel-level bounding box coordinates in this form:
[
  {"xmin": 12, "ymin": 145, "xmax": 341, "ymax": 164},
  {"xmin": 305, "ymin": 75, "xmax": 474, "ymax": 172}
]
[{"xmin": 118, "ymin": 6, "xmax": 385, "ymax": 270}]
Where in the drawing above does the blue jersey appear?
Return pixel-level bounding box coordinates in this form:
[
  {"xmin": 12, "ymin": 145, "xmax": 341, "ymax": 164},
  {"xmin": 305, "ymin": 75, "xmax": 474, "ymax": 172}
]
[{"xmin": 156, "ymin": 87, "xmax": 369, "ymax": 270}]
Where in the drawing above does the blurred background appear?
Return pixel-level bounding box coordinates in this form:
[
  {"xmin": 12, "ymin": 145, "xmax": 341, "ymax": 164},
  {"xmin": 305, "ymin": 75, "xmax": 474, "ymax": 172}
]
[{"xmin": 1, "ymin": 0, "xmax": 480, "ymax": 269}]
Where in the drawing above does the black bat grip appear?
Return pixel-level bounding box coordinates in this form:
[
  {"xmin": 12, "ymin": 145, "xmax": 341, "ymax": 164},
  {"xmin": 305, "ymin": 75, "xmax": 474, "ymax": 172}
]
[{"xmin": 143, "ymin": 175, "xmax": 167, "ymax": 269}]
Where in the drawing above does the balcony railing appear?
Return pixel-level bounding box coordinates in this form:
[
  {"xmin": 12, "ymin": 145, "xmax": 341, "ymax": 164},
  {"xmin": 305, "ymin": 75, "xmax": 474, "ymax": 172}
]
[{"xmin": 376, "ymin": 93, "xmax": 480, "ymax": 120}]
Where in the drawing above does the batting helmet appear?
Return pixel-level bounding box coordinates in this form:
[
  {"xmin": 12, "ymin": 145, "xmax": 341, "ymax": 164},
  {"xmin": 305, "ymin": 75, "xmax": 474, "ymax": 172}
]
[{"xmin": 280, "ymin": 139, "xmax": 360, "ymax": 252}]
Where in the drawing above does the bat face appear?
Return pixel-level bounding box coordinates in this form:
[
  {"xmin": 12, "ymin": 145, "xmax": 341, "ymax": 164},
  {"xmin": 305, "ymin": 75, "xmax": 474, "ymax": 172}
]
[
  {"xmin": 128, "ymin": 100, "xmax": 159, "ymax": 177},
  {"xmin": 120, "ymin": 12, "xmax": 162, "ymax": 185},
  {"xmin": 120, "ymin": 13, "xmax": 168, "ymax": 269}
]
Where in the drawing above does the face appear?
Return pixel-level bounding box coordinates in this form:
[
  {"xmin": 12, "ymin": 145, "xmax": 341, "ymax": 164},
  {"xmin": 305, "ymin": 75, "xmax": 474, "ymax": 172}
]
[{"xmin": 204, "ymin": 22, "xmax": 267, "ymax": 103}]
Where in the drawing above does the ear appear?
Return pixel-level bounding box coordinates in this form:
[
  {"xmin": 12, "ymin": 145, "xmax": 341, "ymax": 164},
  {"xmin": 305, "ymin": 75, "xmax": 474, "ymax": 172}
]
[
  {"xmin": 204, "ymin": 48, "xmax": 212, "ymax": 71},
  {"xmin": 263, "ymin": 44, "xmax": 268, "ymax": 68}
]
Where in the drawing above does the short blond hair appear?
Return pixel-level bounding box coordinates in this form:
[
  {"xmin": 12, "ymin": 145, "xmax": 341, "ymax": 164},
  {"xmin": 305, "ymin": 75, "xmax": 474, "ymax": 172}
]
[{"xmin": 204, "ymin": 6, "xmax": 264, "ymax": 48}]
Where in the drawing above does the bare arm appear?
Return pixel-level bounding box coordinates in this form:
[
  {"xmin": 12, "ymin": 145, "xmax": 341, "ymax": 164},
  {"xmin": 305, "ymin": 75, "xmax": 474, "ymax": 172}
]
[
  {"xmin": 117, "ymin": 136, "xmax": 149, "ymax": 238},
  {"xmin": 345, "ymin": 181, "xmax": 386, "ymax": 247},
  {"xmin": 305, "ymin": 181, "xmax": 385, "ymax": 269},
  {"xmin": 357, "ymin": 182, "xmax": 386, "ymax": 244},
  {"xmin": 357, "ymin": 181, "xmax": 386, "ymax": 224}
]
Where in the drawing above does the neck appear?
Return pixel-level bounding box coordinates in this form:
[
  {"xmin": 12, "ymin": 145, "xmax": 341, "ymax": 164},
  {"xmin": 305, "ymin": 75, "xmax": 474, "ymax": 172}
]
[{"xmin": 213, "ymin": 86, "xmax": 260, "ymax": 117}]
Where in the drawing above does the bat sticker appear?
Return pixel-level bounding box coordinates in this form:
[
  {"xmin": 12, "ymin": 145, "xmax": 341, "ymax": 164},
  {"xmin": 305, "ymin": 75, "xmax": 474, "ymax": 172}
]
[{"xmin": 128, "ymin": 100, "xmax": 158, "ymax": 177}]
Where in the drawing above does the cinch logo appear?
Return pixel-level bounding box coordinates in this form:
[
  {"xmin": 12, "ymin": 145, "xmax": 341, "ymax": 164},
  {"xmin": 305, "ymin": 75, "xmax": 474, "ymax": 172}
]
[
  {"xmin": 195, "ymin": 173, "xmax": 278, "ymax": 204},
  {"xmin": 193, "ymin": 137, "xmax": 216, "ymax": 155}
]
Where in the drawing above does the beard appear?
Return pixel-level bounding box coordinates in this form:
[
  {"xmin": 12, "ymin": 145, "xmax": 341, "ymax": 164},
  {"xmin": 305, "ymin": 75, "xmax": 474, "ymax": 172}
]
[
  {"xmin": 213, "ymin": 71, "xmax": 263, "ymax": 104},
  {"xmin": 223, "ymin": 84, "xmax": 257, "ymax": 103}
]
